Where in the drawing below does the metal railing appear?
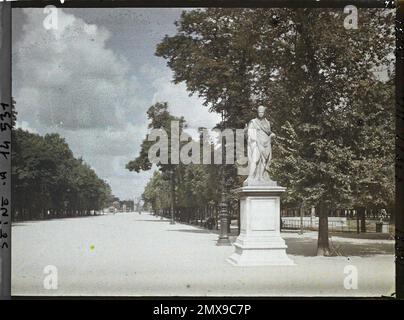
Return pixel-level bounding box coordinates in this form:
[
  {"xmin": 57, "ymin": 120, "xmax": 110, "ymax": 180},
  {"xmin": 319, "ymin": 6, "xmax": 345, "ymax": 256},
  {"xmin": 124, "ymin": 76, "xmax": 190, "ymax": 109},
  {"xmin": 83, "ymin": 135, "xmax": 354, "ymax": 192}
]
[{"xmin": 281, "ymin": 218, "xmax": 394, "ymax": 233}]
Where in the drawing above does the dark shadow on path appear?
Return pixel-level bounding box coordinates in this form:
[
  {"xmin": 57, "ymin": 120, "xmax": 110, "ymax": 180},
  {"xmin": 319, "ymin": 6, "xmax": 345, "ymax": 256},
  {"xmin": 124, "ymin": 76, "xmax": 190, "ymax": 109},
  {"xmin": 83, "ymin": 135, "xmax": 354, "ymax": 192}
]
[
  {"xmin": 330, "ymin": 232, "xmax": 394, "ymax": 240},
  {"xmin": 285, "ymin": 237, "xmax": 394, "ymax": 257},
  {"xmin": 168, "ymin": 229, "xmax": 216, "ymax": 234},
  {"xmin": 167, "ymin": 227, "xmax": 239, "ymax": 236},
  {"xmin": 11, "ymin": 223, "xmax": 30, "ymax": 228},
  {"xmin": 12, "ymin": 214, "xmax": 106, "ymax": 226},
  {"xmin": 136, "ymin": 219, "xmax": 170, "ymax": 222},
  {"xmin": 159, "ymin": 220, "xmax": 394, "ymax": 258}
]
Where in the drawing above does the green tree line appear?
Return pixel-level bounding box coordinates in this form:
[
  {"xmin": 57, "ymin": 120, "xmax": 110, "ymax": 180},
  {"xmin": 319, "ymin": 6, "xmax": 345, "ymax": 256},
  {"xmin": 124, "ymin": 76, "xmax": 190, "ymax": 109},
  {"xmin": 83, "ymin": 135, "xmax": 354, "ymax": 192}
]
[
  {"xmin": 127, "ymin": 102, "xmax": 228, "ymax": 225},
  {"xmin": 12, "ymin": 128, "xmax": 113, "ymax": 221}
]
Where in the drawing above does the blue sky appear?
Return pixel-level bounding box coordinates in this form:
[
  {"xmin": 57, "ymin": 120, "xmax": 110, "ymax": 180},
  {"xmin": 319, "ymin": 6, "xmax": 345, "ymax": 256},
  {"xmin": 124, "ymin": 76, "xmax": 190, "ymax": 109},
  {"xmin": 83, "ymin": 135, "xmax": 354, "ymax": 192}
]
[{"xmin": 12, "ymin": 8, "xmax": 220, "ymax": 200}]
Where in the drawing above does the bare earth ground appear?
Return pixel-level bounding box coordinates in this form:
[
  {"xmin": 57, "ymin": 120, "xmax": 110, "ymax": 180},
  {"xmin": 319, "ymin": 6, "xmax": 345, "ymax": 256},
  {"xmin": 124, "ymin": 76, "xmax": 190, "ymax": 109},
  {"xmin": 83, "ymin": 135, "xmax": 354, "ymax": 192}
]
[{"xmin": 11, "ymin": 212, "xmax": 395, "ymax": 297}]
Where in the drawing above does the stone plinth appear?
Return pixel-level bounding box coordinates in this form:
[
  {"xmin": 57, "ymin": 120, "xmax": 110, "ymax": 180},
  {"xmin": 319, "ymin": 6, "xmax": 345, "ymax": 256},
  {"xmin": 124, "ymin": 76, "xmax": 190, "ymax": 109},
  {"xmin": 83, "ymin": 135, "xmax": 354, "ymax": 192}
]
[{"xmin": 227, "ymin": 185, "xmax": 294, "ymax": 266}]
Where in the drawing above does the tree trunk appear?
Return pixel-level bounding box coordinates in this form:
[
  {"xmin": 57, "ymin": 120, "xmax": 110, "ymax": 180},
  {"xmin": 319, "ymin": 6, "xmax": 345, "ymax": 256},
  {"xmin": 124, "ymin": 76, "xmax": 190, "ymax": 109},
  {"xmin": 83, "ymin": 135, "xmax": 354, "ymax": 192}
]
[
  {"xmin": 317, "ymin": 204, "xmax": 330, "ymax": 256},
  {"xmin": 360, "ymin": 207, "xmax": 367, "ymax": 233},
  {"xmin": 227, "ymin": 207, "xmax": 231, "ymax": 234},
  {"xmin": 356, "ymin": 208, "xmax": 360, "ymax": 234},
  {"xmin": 238, "ymin": 202, "xmax": 241, "ymax": 236}
]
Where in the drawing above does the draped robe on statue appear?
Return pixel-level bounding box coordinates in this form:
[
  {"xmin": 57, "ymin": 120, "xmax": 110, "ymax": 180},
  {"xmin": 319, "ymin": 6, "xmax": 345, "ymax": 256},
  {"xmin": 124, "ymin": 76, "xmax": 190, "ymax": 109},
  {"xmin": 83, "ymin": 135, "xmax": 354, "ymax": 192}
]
[{"xmin": 244, "ymin": 117, "xmax": 276, "ymax": 186}]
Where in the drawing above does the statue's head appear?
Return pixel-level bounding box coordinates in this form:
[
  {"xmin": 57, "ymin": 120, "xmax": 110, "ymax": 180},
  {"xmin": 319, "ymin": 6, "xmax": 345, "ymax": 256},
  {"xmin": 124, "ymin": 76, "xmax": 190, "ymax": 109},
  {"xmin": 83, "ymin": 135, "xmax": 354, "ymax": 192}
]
[{"xmin": 257, "ymin": 105, "xmax": 266, "ymax": 119}]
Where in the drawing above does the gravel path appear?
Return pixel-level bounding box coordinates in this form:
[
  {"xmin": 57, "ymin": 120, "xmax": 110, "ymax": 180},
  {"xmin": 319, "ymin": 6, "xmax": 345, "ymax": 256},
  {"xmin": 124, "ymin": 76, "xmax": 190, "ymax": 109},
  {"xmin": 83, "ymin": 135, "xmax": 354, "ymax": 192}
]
[{"xmin": 11, "ymin": 212, "xmax": 395, "ymax": 296}]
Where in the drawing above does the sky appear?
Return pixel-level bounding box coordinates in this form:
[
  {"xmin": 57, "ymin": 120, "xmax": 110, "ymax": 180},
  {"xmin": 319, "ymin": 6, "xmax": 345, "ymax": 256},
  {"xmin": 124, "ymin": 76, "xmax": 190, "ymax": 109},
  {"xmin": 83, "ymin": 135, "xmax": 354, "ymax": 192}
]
[{"xmin": 12, "ymin": 8, "xmax": 220, "ymax": 201}]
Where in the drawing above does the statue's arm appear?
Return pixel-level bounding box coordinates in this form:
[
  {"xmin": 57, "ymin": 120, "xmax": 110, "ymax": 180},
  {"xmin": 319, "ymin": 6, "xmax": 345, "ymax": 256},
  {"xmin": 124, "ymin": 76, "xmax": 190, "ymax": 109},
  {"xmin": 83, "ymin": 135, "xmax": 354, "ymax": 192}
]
[
  {"xmin": 266, "ymin": 119, "xmax": 276, "ymax": 139},
  {"xmin": 247, "ymin": 120, "xmax": 257, "ymax": 142}
]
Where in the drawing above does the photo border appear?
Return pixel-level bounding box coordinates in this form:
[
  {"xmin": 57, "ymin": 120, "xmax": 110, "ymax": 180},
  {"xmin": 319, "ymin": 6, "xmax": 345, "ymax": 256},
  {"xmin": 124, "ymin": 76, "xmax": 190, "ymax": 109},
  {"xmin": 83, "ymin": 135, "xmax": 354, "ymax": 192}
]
[{"xmin": 1, "ymin": 0, "xmax": 402, "ymax": 300}]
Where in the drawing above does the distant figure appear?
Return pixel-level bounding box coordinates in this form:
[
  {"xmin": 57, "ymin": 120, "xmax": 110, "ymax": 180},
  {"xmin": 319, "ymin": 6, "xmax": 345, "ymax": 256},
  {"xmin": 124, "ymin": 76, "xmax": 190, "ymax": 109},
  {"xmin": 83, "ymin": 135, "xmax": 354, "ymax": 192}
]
[{"xmin": 244, "ymin": 105, "xmax": 277, "ymax": 186}]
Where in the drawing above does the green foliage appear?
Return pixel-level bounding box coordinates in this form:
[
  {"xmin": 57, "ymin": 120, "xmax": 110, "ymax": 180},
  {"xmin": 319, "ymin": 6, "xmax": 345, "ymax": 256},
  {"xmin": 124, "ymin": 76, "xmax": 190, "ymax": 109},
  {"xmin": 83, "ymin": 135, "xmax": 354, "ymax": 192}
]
[
  {"xmin": 126, "ymin": 102, "xmax": 185, "ymax": 173},
  {"xmin": 156, "ymin": 8, "xmax": 395, "ymax": 213},
  {"xmin": 12, "ymin": 128, "xmax": 112, "ymax": 220},
  {"xmin": 127, "ymin": 102, "xmax": 222, "ymax": 212},
  {"xmin": 142, "ymin": 171, "xmax": 171, "ymax": 212},
  {"xmin": 155, "ymin": 8, "xmax": 394, "ymax": 254}
]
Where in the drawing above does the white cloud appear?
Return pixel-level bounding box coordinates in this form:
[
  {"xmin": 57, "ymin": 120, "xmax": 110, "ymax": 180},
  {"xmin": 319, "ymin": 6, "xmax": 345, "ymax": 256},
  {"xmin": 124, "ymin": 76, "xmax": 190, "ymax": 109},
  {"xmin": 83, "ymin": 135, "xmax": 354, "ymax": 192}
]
[
  {"xmin": 149, "ymin": 67, "xmax": 221, "ymax": 130},
  {"xmin": 14, "ymin": 8, "xmax": 145, "ymax": 130},
  {"xmin": 15, "ymin": 120, "xmax": 38, "ymax": 134},
  {"xmin": 13, "ymin": 8, "xmax": 221, "ymax": 200},
  {"xmin": 13, "ymin": 8, "xmax": 149, "ymax": 199}
]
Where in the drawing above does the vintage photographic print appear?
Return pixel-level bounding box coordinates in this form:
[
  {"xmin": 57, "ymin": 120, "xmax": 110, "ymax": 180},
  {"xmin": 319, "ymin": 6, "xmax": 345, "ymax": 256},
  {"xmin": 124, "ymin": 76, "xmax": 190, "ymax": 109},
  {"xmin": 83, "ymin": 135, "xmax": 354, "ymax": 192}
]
[{"xmin": 1, "ymin": 0, "xmax": 403, "ymax": 300}]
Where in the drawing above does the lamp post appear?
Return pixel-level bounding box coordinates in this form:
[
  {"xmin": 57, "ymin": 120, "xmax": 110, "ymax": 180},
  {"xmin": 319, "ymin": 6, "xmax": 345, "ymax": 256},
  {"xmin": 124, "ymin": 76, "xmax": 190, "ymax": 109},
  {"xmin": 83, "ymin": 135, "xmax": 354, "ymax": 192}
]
[
  {"xmin": 216, "ymin": 172, "xmax": 231, "ymax": 245},
  {"xmin": 170, "ymin": 168, "xmax": 175, "ymax": 225},
  {"xmin": 216, "ymin": 110, "xmax": 230, "ymax": 246},
  {"xmin": 299, "ymin": 201, "xmax": 305, "ymax": 235}
]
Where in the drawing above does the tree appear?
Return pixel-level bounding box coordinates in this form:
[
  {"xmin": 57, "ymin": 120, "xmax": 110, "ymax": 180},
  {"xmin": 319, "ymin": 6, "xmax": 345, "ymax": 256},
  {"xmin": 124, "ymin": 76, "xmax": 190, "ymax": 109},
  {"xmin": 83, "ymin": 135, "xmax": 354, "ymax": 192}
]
[
  {"xmin": 126, "ymin": 102, "xmax": 185, "ymax": 173},
  {"xmin": 127, "ymin": 102, "xmax": 188, "ymax": 219},
  {"xmin": 131, "ymin": 102, "xmax": 228, "ymax": 223},
  {"xmin": 156, "ymin": 8, "xmax": 394, "ymax": 255},
  {"xmin": 12, "ymin": 128, "xmax": 112, "ymax": 220},
  {"xmin": 142, "ymin": 171, "xmax": 171, "ymax": 213}
]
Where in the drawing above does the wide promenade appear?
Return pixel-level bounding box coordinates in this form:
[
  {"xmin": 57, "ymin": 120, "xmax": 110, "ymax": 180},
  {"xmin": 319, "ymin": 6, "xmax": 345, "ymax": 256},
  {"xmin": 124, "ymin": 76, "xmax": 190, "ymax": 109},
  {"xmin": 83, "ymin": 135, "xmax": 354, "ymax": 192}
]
[{"xmin": 12, "ymin": 212, "xmax": 394, "ymax": 296}]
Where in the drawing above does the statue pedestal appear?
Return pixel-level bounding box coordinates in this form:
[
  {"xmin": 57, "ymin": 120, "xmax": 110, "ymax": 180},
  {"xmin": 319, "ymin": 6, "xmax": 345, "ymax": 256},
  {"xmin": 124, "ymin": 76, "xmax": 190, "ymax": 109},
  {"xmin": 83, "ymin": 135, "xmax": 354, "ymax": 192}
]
[{"xmin": 227, "ymin": 186, "xmax": 294, "ymax": 266}]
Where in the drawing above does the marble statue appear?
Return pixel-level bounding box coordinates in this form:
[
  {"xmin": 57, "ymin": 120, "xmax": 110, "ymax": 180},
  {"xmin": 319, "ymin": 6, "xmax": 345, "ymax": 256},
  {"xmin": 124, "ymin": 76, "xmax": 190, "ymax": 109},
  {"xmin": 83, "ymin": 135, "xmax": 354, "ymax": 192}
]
[
  {"xmin": 228, "ymin": 106, "xmax": 293, "ymax": 266},
  {"xmin": 244, "ymin": 105, "xmax": 276, "ymax": 186}
]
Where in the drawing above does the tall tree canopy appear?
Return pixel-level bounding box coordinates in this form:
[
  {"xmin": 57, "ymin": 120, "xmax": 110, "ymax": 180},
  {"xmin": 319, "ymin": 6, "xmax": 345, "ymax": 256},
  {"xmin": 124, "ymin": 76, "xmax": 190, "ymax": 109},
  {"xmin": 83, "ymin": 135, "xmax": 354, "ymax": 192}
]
[
  {"xmin": 156, "ymin": 8, "xmax": 394, "ymax": 255},
  {"xmin": 12, "ymin": 128, "xmax": 112, "ymax": 220},
  {"xmin": 127, "ymin": 102, "xmax": 223, "ymax": 218}
]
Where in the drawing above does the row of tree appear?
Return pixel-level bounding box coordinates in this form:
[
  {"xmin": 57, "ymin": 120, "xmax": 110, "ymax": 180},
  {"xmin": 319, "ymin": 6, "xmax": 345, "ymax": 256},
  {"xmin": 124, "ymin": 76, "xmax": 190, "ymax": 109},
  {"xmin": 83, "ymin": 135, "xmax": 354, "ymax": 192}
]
[
  {"xmin": 12, "ymin": 128, "xmax": 113, "ymax": 221},
  {"xmin": 128, "ymin": 8, "xmax": 395, "ymax": 255},
  {"xmin": 127, "ymin": 102, "xmax": 228, "ymax": 219}
]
